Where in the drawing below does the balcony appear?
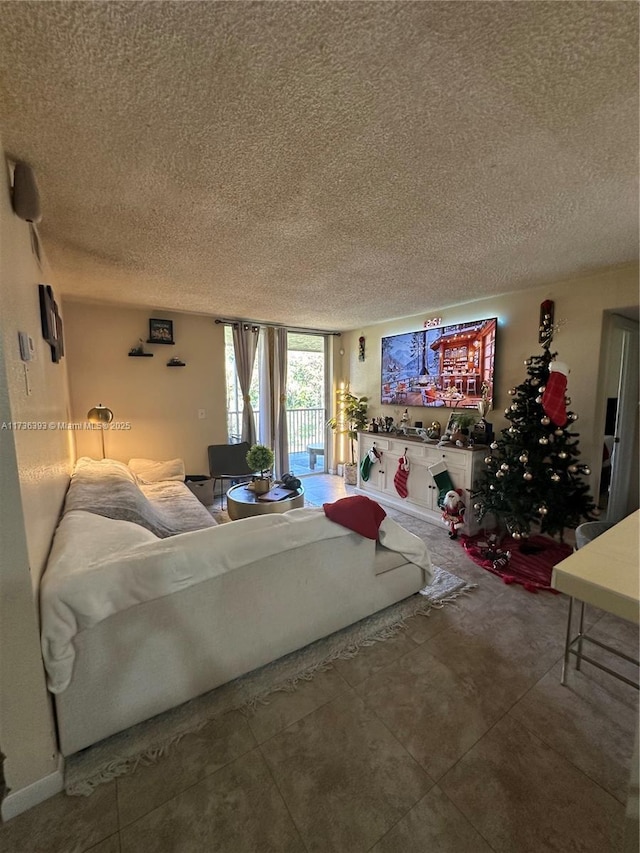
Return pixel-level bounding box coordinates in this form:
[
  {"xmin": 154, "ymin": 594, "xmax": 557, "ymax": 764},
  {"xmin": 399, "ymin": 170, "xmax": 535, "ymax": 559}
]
[{"xmin": 228, "ymin": 407, "xmax": 326, "ymax": 477}]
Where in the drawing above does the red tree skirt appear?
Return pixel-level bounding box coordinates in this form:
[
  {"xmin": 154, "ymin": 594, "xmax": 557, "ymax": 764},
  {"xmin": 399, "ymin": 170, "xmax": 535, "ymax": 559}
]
[{"xmin": 460, "ymin": 532, "xmax": 572, "ymax": 593}]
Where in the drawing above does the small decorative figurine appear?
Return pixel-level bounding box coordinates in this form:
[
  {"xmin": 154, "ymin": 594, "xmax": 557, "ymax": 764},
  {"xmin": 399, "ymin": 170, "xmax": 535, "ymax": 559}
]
[{"xmin": 441, "ymin": 489, "xmax": 466, "ymax": 539}]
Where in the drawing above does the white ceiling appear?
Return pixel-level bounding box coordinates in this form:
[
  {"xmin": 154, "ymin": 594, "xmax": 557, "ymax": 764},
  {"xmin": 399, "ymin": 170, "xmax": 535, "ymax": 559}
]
[{"xmin": 0, "ymin": 2, "xmax": 637, "ymax": 331}]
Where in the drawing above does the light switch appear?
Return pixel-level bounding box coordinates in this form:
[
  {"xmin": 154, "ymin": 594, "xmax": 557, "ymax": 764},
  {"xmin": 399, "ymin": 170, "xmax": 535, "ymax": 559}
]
[{"xmin": 198, "ymin": 409, "xmax": 206, "ymax": 419}]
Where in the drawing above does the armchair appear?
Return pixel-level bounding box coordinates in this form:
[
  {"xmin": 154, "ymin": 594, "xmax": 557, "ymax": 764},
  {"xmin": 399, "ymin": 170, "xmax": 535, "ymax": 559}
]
[{"xmin": 207, "ymin": 442, "xmax": 256, "ymax": 508}]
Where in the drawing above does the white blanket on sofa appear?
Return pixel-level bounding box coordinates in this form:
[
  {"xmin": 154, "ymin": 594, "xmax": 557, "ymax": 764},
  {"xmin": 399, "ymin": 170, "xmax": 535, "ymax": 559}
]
[{"xmin": 40, "ymin": 507, "xmax": 432, "ymax": 693}]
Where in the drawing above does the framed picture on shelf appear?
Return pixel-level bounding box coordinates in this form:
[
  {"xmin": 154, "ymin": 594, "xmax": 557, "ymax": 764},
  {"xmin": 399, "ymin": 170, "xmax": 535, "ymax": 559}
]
[{"xmin": 148, "ymin": 318, "xmax": 174, "ymax": 344}]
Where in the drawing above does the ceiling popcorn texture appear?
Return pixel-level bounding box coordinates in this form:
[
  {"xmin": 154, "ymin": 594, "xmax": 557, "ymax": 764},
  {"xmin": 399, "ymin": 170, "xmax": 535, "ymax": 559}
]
[{"xmin": 0, "ymin": 2, "xmax": 637, "ymax": 330}]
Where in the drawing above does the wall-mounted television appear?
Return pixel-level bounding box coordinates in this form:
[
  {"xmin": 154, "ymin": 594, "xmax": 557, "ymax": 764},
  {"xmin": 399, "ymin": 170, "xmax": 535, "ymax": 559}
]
[{"xmin": 381, "ymin": 317, "xmax": 497, "ymax": 409}]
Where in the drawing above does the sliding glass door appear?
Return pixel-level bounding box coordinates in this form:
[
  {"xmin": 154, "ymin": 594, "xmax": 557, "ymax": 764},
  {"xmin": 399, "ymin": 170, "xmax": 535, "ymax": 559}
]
[{"xmin": 286, "ymin": 333, "xmax": 327, "ymax": 476}]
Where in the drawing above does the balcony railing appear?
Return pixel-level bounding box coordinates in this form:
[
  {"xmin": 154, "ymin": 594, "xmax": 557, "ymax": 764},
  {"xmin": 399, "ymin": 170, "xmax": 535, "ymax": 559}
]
[{"xmin": 228, "ymin": 407, "xmax": 326, "ymax": 454}]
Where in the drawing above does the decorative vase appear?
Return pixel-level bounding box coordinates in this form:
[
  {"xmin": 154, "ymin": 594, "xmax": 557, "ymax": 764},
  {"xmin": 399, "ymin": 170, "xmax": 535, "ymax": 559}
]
[
  {"xmin": 344, "ymin": 463, "xmax": 358, "ymax": 486},
  {"xmin": 253, "ymin": 478, "xmax": 271, "ymax": 495}
]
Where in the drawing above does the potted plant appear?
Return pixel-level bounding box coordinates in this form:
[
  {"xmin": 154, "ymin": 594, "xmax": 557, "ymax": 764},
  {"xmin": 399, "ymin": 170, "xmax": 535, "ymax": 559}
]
[
  {"xmin": 327, "ymin": 387, "xmax": 368, "ymax": 485},
  {"xmin": 450, "ymin": 412, "xmax": 475, "ymax": 445},
  {"xmin": 246, "ymin": 444, "xmax": 275, "ymax": 494}
]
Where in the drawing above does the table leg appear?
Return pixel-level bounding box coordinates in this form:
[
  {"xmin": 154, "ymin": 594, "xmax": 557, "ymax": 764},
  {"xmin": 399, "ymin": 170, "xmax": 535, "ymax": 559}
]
[
  {"xmin": 561, "ymin": 596, "xmax": 574, "ymax": 686},
  {"xmin": 576, "ymin": 601, "xmax": 586, "ymax": 672}
]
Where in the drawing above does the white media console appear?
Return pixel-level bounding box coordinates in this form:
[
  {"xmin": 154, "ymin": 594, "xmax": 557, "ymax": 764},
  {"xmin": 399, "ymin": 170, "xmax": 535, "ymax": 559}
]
[{"xmin": 357, "ymin": 431, "xmax": 487, "ymax": 535}]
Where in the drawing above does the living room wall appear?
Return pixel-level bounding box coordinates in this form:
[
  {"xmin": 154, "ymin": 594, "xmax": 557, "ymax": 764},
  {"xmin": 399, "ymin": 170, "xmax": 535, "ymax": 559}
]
[
  {"xmin": 63, "ymin": 301, "xmax": 227, "ymax": 474},
  {"xmin": 0, "ymin": 149, "xmax": 70, "ymax": 811},
  {"xmin": 339, "ymin": 264, "xmax": 639, "ymax": 502}
]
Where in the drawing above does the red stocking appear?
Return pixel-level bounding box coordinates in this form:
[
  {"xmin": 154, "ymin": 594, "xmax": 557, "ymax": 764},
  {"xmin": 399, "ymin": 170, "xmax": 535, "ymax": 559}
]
[
  {"xmin": 394, "ymin": 455, "xmax": 409, "ymax": 498},
  {"xmin": 542, "ymin": 362, "xmax": 568, "ymax": 427}
]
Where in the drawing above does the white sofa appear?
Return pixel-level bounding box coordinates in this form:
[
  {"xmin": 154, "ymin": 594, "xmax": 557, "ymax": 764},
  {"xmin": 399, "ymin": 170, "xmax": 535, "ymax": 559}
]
[{"xmin": 40, "ymin": 458, "xmax": 432, "ymax": 756}]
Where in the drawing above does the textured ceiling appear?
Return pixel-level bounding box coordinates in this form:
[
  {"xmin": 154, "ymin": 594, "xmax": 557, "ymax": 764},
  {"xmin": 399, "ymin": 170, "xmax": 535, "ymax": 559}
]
[{"xmin": 0, "ymin": 1, "xmax": 638, "ymax": 330}]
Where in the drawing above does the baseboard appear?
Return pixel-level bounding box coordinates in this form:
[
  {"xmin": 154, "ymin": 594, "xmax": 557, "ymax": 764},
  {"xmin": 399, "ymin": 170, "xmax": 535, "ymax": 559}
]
[{"xmin": 1, "ymin": 754, "xmax": 64, "ymax": 821}]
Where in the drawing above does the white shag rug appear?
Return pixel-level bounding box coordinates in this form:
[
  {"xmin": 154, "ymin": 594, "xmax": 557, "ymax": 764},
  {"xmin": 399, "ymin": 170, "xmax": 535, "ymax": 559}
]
[{"xmin": 65, "ymin": 565, "xmax": 473, "ymax": 796}]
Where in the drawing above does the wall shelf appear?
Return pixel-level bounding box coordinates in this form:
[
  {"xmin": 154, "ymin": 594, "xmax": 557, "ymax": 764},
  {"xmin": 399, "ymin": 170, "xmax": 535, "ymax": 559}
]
[
  {"xmin": 167, "ymin": 362, "xmax": 186, "ymax": 367},
  {"xmin": 129, "ymin": 353, "xmax": 153, "ymax": 357},
  {"xmin": 146, "ymin": 340, "xmax": 175, "ymax": 345}
]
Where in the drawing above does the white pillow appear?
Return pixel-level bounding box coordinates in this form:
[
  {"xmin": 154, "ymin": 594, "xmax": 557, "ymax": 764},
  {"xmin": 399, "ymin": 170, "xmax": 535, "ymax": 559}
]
[{"xmin": 128, "ymin": 457, "xmax": 186, "ymax": 484}]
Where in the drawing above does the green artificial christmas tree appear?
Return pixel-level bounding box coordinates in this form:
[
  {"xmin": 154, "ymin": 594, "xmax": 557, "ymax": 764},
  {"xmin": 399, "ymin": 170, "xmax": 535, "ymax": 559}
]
[{"xmin": 472, "ymin": 309, "xmax": 596, "ymax": 540}]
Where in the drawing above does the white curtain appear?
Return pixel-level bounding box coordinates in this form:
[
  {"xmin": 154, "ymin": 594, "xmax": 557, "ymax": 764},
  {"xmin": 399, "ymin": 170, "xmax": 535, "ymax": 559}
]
[
  {"xmin": 257, "ymin": 329, "xmax": 272, "ymax": 447},
  {"xmin": 273, "ymin": 327, "xmax": 290, "ymax": 478},
  {"xmin": 232, "ymin": 323, "xmax": 259, "ymax": 445}
]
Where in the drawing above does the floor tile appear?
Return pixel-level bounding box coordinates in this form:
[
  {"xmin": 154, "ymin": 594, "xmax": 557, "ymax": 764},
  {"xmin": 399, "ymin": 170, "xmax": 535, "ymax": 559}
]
[
  {"xmin": 356, "ymin": 643, "xmax": 513, "ymax": 780},
  {"xmin": 260, "ymin": 691, "xmax": 432, "ymax": 852},
  {"xmin": 332, "ymin": 631, "xmax": 419, "ymax": 687},
  {"xmin": 85, "ymin": 835, "xmax": 120, "ymax": 853},
  {"xmin": 245, "ymin": 665, "xmax": 352, "ymax": 743},
  {"xmin": 370, "ymin": 785, "xmax": 494, "ymax": 853},
  {"xmin": 422, "ymin": 602, "xmax": 565, "ymax": 699},
  {"xmin": 440, "ymin": 715, "xmax": 625, "ymax": 853},
  {"xmin": 509, "ymin": 660, "xmax": 638, "ymax": 803},
  {"xmin": 119, "ymin": 749, "xmax": 304, "ymax": 853},
  {"xmin": 0, "ymin": 782, "xmax": 117, "ymax": 853},
  {"xmin": 117, "ymin": 709, "xmax": 256, "ymax": 826}
]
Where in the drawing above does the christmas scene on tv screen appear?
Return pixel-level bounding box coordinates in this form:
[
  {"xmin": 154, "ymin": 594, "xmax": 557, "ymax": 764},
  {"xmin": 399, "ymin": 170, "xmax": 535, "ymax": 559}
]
[{"xmin": 381, "ymin": 318, "xmax": 497, "ymax": 409}]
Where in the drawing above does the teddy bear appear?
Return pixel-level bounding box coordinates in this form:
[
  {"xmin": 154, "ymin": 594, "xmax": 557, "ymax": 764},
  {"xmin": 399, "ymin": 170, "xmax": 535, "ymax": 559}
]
[{"xmin": 441, "ymin": 489, "xmax": 466, "ymax": 539}]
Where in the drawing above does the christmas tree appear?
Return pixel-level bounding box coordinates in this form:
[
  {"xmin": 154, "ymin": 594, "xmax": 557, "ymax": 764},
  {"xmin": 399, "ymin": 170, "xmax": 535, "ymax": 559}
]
[{"xmin": 472, "ymin": 309, "xmax": 596, "ymax": 540}]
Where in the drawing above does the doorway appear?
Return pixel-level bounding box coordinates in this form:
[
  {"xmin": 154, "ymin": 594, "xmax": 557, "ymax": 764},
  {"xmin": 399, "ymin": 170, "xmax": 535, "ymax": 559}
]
[
  {"xmin": 286, "ymin": 333, "xmax": 328, "ymax": 477},
  {"xmin": 597, "ymin": 311, "xmax": 639, "ymax": 521}
]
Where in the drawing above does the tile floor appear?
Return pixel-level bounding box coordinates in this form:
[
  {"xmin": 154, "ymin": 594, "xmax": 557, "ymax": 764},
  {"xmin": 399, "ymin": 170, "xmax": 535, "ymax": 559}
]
[{"xmin": 2, "ymin": 475, "xmax": 638, "ymax": 852}]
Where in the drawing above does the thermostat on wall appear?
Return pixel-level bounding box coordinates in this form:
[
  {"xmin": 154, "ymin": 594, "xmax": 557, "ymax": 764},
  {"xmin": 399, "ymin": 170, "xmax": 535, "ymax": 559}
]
[{"xmin": 18, "ymin": 331, "xmax": 35, "ymax": 362}]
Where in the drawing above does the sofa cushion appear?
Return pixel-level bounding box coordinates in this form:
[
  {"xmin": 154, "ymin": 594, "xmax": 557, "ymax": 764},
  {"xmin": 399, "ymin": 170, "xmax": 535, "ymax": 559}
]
[
  {"xmin": 323, "ymin": 495, "xmax": 387, "ymax": 540},
  {"xmin": 373, "ymin": 544, "xmax": 408, "ymax": 576},
  {"xmin": 128, "ymin": 457, "xmax": 186, "ymax": 484}
]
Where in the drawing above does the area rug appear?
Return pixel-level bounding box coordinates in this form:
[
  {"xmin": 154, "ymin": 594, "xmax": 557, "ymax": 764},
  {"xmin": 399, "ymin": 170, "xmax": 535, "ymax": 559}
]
[
  {"xmin": 460, "ymin": 531, "xmax": 572, "ymax": 593},
  {"xmin": 65, "ymin": 566, "xmax": 473, "ymax": 796}
]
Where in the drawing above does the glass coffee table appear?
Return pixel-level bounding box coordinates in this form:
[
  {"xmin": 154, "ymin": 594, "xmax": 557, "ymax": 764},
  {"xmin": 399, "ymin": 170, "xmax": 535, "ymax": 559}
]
[{"xmin": 226, "ymin": 483, "xmax": 305, "ymax": 520}]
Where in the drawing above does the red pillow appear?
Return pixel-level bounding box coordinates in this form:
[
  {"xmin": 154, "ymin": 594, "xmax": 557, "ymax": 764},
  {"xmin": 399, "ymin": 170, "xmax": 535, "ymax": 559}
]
[{"xmin": 323, "ymin": 495, "xmax": 387, "ymax": 540}]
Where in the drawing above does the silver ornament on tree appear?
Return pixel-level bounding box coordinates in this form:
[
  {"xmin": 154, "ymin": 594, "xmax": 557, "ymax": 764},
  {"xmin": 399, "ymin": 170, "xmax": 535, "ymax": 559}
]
[
  {"xmin": 551, "ymin": 472, "xmax": 561, "ymax": 482},
  {"xmin": 523, "ymin": 471, "xmax": 533, "ymax": 480},
  {"xmin": 539, "ymin": 436, "xmax": 549, "ymax": 445},
  {"xmin": 519, "ymin": 453, "xmax": 528, "ymax": 463},
  {"xmin": 540, "ymin": 416, "xmax": 551, "ymax": 425}
]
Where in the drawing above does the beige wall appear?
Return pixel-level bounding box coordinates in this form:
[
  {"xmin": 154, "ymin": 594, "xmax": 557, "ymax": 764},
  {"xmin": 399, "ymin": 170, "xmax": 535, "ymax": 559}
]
[
  {"xmin": 0, "ymin": 153, "xmax": 71, "ymax": 800},
  {"xmin": 63, "ymin": 301, "xmax": 227, "ymax": 473},
  {"xmin": 338, "ymin": 264, "xmax": 639, "ymax": 500}
]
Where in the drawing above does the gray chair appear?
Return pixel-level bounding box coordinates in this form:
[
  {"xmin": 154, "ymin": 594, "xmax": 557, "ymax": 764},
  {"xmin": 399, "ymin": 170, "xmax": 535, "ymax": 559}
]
[
  {"xmin": 575, "ymin": 521, "xmax": 614, "ymax": 550},
  {"xmin": 207, "ymin": 442, "xmax": 256, "ymax": 508}
]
